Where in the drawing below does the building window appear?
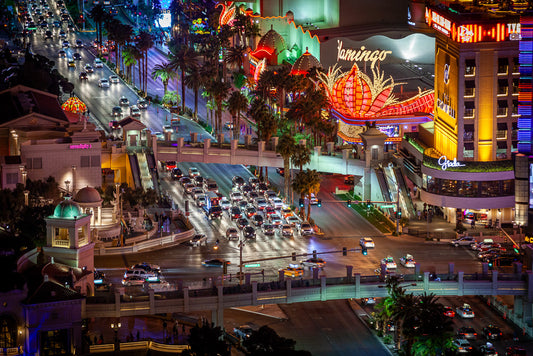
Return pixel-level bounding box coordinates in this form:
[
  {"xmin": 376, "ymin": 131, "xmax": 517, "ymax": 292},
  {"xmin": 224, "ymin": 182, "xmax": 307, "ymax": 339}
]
[
  {"xmin": 463, "ymin": 142, "xmax": 474, "ymax": 158},
  {"xmin": 5, "ymin": 173, "xmax": 18, "ymax": 185},
  {"xmin": 465, "ymin": 59, "xmax": 476, "ymax": 76},
  {"xmin": 464, "ymin": 124, "xmax": 474, "ymax": 141},
  {"xmin": 32, "ymin": 157, "xmax": 42, "ymax": 169},
  {"xmin": 0, "ymin": 316, "xmax": 17, "ymax": 348},
  {"xmin": 81, "ymin": 156, "xmax": 90, "ymax": 167},
  {"xmin": 512, "ymin": 122, "xmax": 518, "ymax": 140},
  {"xmin": 91, "ymin": 155, "xmax": 100, "ymax": 167},
  {"xmin": 497, "ymin": 101, "xmax": 508, "ymax": 117},
  {"xmin": 425, "ymin": 177, "xmax": 513, "ymax": 197},
  {"xmin": 497, "ymin": 141, "xmax": 508, "ymax": 159},
  {"xmin": 497, "ymin": 79, "xmax": 508, "ymax": 96},
  {"xmin": 513, "ymin": 57, "xmax": 520, "ymax": 74},
  {"xmin": 512, "ymin": 79, "xmax": 519, "ymax": 95},
  {"xmin": 464, "ymin": 102, "xmax": 475, "ymax": 118},
  {"xmin": 464, "ymin": 81, "xmax": 475, "ymax": 97},
  {"xmin": 498, "ymin": 58, "xmax": 508, "ymax": 74},
  {"xmin": 496, "ymin": 123, "xmax": 507, "ymax": 139}
]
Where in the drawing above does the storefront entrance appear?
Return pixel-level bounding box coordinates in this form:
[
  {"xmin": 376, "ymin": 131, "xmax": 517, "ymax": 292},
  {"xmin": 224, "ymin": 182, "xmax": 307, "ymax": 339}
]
[{"xmin": 40, "ymin": 329, "xmax": 69, "ymax": 356}]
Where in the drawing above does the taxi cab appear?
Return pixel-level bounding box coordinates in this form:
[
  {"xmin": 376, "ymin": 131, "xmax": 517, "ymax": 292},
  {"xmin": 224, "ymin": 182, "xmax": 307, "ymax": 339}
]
[{"xmin": 280, "ymin": 264, "xmax": 304, "ymax": 278}]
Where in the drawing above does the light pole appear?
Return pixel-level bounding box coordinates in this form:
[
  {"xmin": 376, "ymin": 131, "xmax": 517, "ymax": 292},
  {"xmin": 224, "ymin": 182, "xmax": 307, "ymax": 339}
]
[
  {"xmin": 64, "ymin": 180, "xmax": 71, "ymax": 195},
  {"xmin": 111, "ymin": 322, "xmax": 121, "ymax": 351},
  {"xmin": 239, "ymin": 239, "xmax": 244, "ymax": 285}
]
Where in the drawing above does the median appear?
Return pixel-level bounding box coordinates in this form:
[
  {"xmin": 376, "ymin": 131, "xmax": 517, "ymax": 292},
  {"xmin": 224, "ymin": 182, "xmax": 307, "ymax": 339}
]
[{"xmin": 336, "ymin": 193, "xmax": 395, "ymax": 234}]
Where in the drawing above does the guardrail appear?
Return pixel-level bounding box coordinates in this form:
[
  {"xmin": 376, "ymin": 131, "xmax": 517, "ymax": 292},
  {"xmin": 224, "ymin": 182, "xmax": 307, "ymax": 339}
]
[{"xmin": 89, "ymin": 341, "xmax": 189, "ymax": 354}]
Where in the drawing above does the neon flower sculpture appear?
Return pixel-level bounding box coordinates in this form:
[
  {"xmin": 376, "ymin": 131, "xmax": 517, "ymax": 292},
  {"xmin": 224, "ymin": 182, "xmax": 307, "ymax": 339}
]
[
  {"xmin": 217, "ymin": 2, "xmax": 236, "ymax": 27},
  {"xmin": 318, "ymin": 64, "xmax": 434, "ymax": 126}
]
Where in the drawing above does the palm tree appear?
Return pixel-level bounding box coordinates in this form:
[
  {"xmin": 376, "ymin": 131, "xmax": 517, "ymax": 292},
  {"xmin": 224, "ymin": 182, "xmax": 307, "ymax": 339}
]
[
  {"xmin": 151, "ymin": 62, "xmax": 176, "ymax": 96},
  {"xmin": 291, "ymin": 143, "xmax": 311, "ymax": 172},
  {"xmin": 168, "ymin": 45, "xmax": 198, "ymax": 113},
  {"xmin": 183, "ymin": 67, "xmax": 202, "ymax": 119},
  {"xmin": 89, "ymin": 5, "xmax": 107, "ymax": 55},
  {"xmin": 227, "ymin": 91, "xmax": 248, "ymax": 139},
  {"xmin": 292, "ymin": 169, "xmax": 321, "ymax": 221},
  {"xmin": 135, "ymin": 31, "xmax": 154, "ymax": 94},
  {"xmin": 122, "ymin": 45, "xmax": 138, "ymax": 84},
  {"xmin": 206, "ymin": 79, "xmax": 230, "ymax": 134},
  {"xmin": 106, "ymin": 20, "xmax": 132, "ymax": 74},
  {"xmin": 277, "ymin": 132, "xmax": 297, "ymax": 200},
  {"xmin": 225, "ymin": 45, "xmax": 247, "ymax": 71}
]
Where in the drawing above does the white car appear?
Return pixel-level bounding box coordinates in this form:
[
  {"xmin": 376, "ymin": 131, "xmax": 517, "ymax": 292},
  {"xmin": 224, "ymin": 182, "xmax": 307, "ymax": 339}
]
[
  {"xmin": 190, "ymin": 234, "xmax": 207, "ymax": 247},
  {"xmin": 109, "ymin": 74, "xmax": 119, "ymax": 84},
  {"xmin": 299, "ymin": 222, "xmax": 313, "ymax": 235},
  {"xmin": 271, "ymin": 197, "xmax": 283, "ymax": 209},
  {"xmin": 220, "ymin": 197, "xmax": 231, "ymax": 210},
  {"xmin": 130, "ymin": 105, "xmax": 141, "ymax": 117},
  {"xmin": 196, "ymin": 195, "xmax": 206, "ymax": 207},
  {"xmin": 360, "ymin": 237, "xmax": 375, "ymax": 248},
  {"xmin": 226, "ymin": 227, "xmax": 239, "ymax": 240},
  {"xmin": 300, "ymin": 258, "xmax": 325, "ymax": 268},
  {"xmin": 94, "ymin": 58, "xmax": 103, "ymax": 68},
  {"xmin": 119, "ymin": 96, "xmax": 129, "ymax": 106},
  {"xmin": 456, "ymin": 304, "xmax": 475, "ymax": 318},
  {"xmin": 399, "ymin": 254, "xmax": 416, "ymax": 268},
  {"xmin": 281, "ymin": 224, "xmax": 293, "ymax": 237},
  {"xmin": 381, "ymin": 256, "xmax": 397, "ymax": 269},
  {"xmin": 254, "ymin": 198, "xmax": 268, "ymax": 211},
  {"xmin": 98, "ymin": 78, "xmax": 110, "ymax": 88},
  {"xmin": 188, "ymin": 167, "xmax": 200, "ymax": 177},
  {"xmin": 286, "ymin": 216, "xmax": 300, "ymax": 228},
  {"xmin": 270, "ymin": 214, "xmax": 283, "ymax": 228},
  {"xmin": 230, "ymin": 191, "xmax": 243, "ymax": 203}
]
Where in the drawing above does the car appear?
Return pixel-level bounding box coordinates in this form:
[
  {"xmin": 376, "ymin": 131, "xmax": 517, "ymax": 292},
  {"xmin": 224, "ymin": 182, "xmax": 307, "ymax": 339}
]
[
  {"xmin": 170, "ymin": 168, "xmax": 183, "ymax": 180},
  {"xmin": 190, "ymin": 234, "xmax": 207, "ymax": 247},
  {"xmin": 360, "ymin": 237, "xmax": 375, "ymax": 248},
  {"xmin": 124, "ymin": 268, "xmax": 157, "ymax": 280},
  {"xmin": 482, "ymin": 325, "xmax": 502, "ymax": 340},
  {"xmin": 75, "ymin": 39, "xmax": 83, "ymax": 48},
  {"xmin": 276, "ymin": 167, "xmax": 285, "ymax": 176},
  {"xmin": 236, "ymin": 200, "xmax": 248, "ymax": 210},
  {"xmin": 243, "ymin": 226, "xmax": 256, "ymax": 239},
  {"xmin": 287, "ymin": 216, "xmax": 300, "ymax": 228},
  {"xmin": 119, "ymin": 96, "xmax": 129, "ymax": 106},
  {"xmin": 72, "ymin": 52, "xmax": 81, "ymax": 61},
  {"xmin": 265, "ymin": 190, "xmax": 277, "ymax": 201},
  {"xmin": 94, "ymin": 58, "xmax": 103, "ymax": 68},
  {"xmin": 380, "ymin": 257, "xmax": 396, "ymax": 270},
  {"xmin": 130, "ymin": 262, "xmax": 161, "ymax": 274},
  {"xmin": 144, "ymin": 277, "xmax": 171, "ymax": 291},
  {"xmin": 506, "ymin": 346, "xmax": 527, "ymax": 356},
  {"xmin": 192, "ymin": 187, "xmax": 204, "ymax": 200},
  {"xmin": 112, "ymin": 106, "xmax": 122, "ymax": 117},
  {"xmin": 196, "ymin": 195, "xmax": 206, "ymax": 207},
  {"xmin": 202, "ymin": 258, "xmax": 228, "ymax": 267},
  {"xmin": 84, "ymin": 64, "xmax": 94, "ymax": 73},
  {"xmin": 179, "ymin": 176, "xmax": 191, "ymax": 187},
  {"xmin": 220, "ymin": 198, "xmax": 231, "ymax": 210},
  {"xmin": 163, "ymin": 124, "xmax": 173, "ymax": 133},
  {"xmin": 193, "ymin": 176, "xmax": 204, "ymax": 187},
  {"xmin": 248, "ymin": 191, "xmax": 260, "ymax": 202},
  {"xmin": 344, "ymin": 176, "xmax": 355, "ymax": 185},
  {"xmin": 240, "ymin": 184, "xmax": 253, "ymax": 195},
  {"xmin": 232, "ymin": 176, "xmax": 245, "ymax": 188},
  {"xmin": 137, "ymin": 99, "xmax": 148, "ymax": 109},
  {"xmin": 224, "ymin": 121, "xmax": 234, "ymax": 130},
  {"xmin": 79, "ymin": 71, "xmax": 88, "ymax": 80},
  {"xmin": 230, "ymin": 191, "xmax": 244, "ymax": 203},
  {"xmin": 280, "ymin": 265, "xmax": 304, "ymax": 278},
  {"xmin": 264, "ymin": 206, "xmax": 276, "ymax": 216},
  {"xmin": 299, "ymin": 223, "xmax": 313, "ymax": 235},
  {"xmin": 53, "ymin": 20, "xmax": 61, "ymax": 27},
  {"xmin": 188, "ymin": 167, "xmax": 200, "ymax": 177},
  {"xmin": 256, "ymin": 183, "xmax": 268, "ymax": 194},
  {"xmin": 271, "ymin": 197, "xmax": 284, "ymax": 209},
  {"xmin": 262, "ymin": 224, "xmax": 276, "ymax": 236},
  {"xmin": 251, "ymin": 214, "xmax": 264, "ymax": 226},
  {"xmin": 109, "ymin": 74, "xmax": 119, "ymax": 84},
  {"xmin": 226, "ymin": 227, "xmax": 239, "ymax": 240},
  {"xmin": 62, "ymin": 40, "xmax": 69, "ymax": 48},
  {"xmin": 249, "ymin": 177, "xmax": 260, "ymax": 187},
  {"xmin": 452, "ymin": 338, "xmax": 473, "ymax": 353},
  {"xmin": 245, "ymin": 206, "xmax": 257, "ymax": 218},
  {"xmin": 44, "ymin": 30, "xmax": 52, "ymax": 39},
  {"xmin": 58, "ymin": 49, "xmax": 66, "ymax": 58},
  {"xmin": 184, "ymin": 183, "xmax": 196, "ymax": 194},
  {"xmin": 281, "ymin": 224, "xmax": 293, "ymax": 237},
  {"xmin": 399, "ymin": 254, "xmax": 416, "ymax": 268},
  {"xmin": 230, "ymin": 207, "xmax": 242, "ymax": 220},
  {"xmin": 206, "ymin": 206, "xmax": 223, "ymax": 220},
  {"xmin": 309, "ymin": 193, "xmax": 319, "ymax": 205},
  {"xmin": 122, "ymin": 276, "xmax": 145, "ymax": 286},
  {"xmin": 457, "ymin": 326, "xmax": 478, "ymax": 339},
  {"xmin": 361, "ymin": 297, "xmax": 376, "ymax": 305},
  {"xmin": 301, "ymin": 258, "xmax": 326, "ymax": 269},
  {"xmin": 67, "ymin": 59, "xmax": 76, "ymax": 68},
  {"xmin": 270, "ymin": 215, "xmax": 283, "ymax": 228},
  {"xmin": 479, "ymin": 345, "xmax": 498, "ymax": 356},
  {"xmin": 233, "ymin": 325, "xmax": 253, "ymax": 340},
  {"xmin": 254, "ymin": 198, "xmax": 268, "ymax": 211},
  {"xmin": 443, "ymin": 306, "xmax": 455, "ymax": 318},
  {"xmin": 59, "ymin": 30, "xmax": 66, "ymax": 38},
  {"xmin": 98, "ymin": 78, "xmax": 110, "ymax": 88},
  {"xmin": 281, "ymin": 208, "xmax": 293, "ymax": 219},
  {"xmin": 451, "ymin": 236, "xmax": 476, "ymax": 247},
  {"xmin": 130, "ymin": 105, "xmax": 141, "ymax": 117},
  {"xmin": 456, "ymin": 303, "xmax": 475, "ymax": 318},
  {"xmin": 237, "ymin": 218, "xmax": 249, "ymax": 230}
]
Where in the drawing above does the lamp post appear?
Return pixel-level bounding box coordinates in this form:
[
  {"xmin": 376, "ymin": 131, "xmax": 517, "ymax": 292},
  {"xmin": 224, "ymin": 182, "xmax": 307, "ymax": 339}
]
[
  {"xmin": 239, "ymin": 239, "xmax": 244, "ymax": 285},
  {"xmin": 64, "ymin": 180, "xmax": 71, "ymax": 195},
  {"xmin": 24, "ymin": 190, "xmax": 29, "ymax": 206},
  {"xmin": 111, "ymin": 322, "xmax": 121, "ymax": 351}
]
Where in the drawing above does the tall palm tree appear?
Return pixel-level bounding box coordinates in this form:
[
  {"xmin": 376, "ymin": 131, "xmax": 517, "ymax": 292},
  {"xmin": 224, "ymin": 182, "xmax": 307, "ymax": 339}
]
[
  {"xmin": 277, "ymin": 132, "xmax": 297, "ymax": 200},
  {"xmin": 89, "ymin": 5, "xmax": 107, "ymax": 55},
  {"xmin": 291, "ymin": 169, "xmax": 321, "ymax": 221},
  {"xmin": 151, "ymin": 62, "xmax": 176, "ymax": 96},
  {"xmin": 206, "ymin": 79, "xmax": 230, "ymax": 134},
  {"xmin": 168, "ymin": 45, "xmax": 198, "ymax": 113},
  {"xmin": 225, "ymin": 45, "xmax": 247, "ymax": 71},
  {"xmin": 184, "ymin": 67, "xmax": 202, "ymax": 119},
  {"xmin": 135, "ymin": 31, "xmax": 154, "ymax": 94},
  {"xmin": 292, "ymin": 143, "xmax": 311, "ymax": 172},
  {"xmin": 227, "ymin": 91, "xmax": 248, "ymax": 139},
  {"xmin": 122, "ymin": 45, "xmax": 138, "ymax": 84}
]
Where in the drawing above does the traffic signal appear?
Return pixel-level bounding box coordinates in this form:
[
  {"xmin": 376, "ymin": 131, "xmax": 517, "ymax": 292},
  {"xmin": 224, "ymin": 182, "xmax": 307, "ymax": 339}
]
[
  {"xmin": 488, "ymin": 261, "xmax": 493, "ymax": 270},
  {"xmin": 299, "ymin": 199, "xmax": 304, "ymax": 208},
  {"xmin": 362, "ymin": 246, "xmax": 368, "ymax": 256},
  {"xmin": 313, "ymin": 250, "xmax": 317, "ymax": 259},
  {"xmin": 317, "ymin": 199, "xmax": 322, "ymax": 207},
  {"xmin": 366, "ymin": 200, "xmax": 371, "ymax": 209},
  {"xmin": 347, "ymin": 199, "xmax": 352, "ymax": 207},
  {"xmin": 397, "ymin": 210, "xmax": 402, "ymax": 218},
  {"xmin": 514, "ymin": 245, "xmax": 520, "ymax": 254},
  {"xmin": 342, "ymin": 247, "xmax": 347, "ymax": 256},
  {"xmin": 292, "ymin": 252, "xmax": 296, "ymax": 261}
]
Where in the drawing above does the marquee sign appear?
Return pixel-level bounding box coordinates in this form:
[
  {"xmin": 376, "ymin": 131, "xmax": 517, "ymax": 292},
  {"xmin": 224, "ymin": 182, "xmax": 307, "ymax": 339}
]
[
  {"xmin": 69, "ymin": 144, "xmax": 92, "ymax": 149},
  {"xmin": 425, "ymin": 8, "xmax": 520, "ymax": 43},
  {"xmin": 336, "ymin": 40, "xmax": 392, "ymax": 70},
  {"xmin": 438, "ymin": 155, "xmax": 465, "ymax": 170}
]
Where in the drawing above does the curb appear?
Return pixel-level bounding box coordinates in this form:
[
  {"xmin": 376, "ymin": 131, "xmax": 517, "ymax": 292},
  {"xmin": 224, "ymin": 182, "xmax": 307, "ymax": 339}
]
[{"xmin": 229, "ymin": 306, "xmax": 288, "ymax": 321}]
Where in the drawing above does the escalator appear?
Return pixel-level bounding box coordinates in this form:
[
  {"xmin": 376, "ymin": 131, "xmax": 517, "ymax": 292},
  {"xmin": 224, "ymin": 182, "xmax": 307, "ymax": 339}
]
[
  {"xmin": 146, "ymin": 153, "xmax": 160, "ymax": 195},
  {"xmin": 136, "ymin": 153, "xmax": 154, "ymax": 191},
  {"xmin": 128, "ymin": 154, "xmax": 142, "ymax": 189},
  {"xmin": 393, "ymin": 166, "xmax": 415, "ymax": 219},
  {"xmin": 375, "ymin": 167, "xmax": 395, "ymax": 216}
]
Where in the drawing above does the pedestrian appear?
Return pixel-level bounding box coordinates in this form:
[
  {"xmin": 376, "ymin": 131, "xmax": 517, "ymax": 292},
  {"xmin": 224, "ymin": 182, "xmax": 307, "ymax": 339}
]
[
  {"xmin": 98, "ymin": 334, "xmax": 103, "ymax": 344},
  {"xmin": 93, "ymin": 336, "xmax": 97, "ymax": 345},
  {"xmin": 136, "ymin": 330, "xmax": 140, "ymax": 341}
]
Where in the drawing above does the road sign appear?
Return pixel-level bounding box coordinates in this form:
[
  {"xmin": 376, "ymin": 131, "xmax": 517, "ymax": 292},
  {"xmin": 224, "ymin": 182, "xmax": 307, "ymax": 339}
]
[
  {"xmin": 244, "ymin": 263, "xmax": 260, "ymax": 268},
  {"xmin": 380, "ymin": 204, "xmax": 395, "ymax": 208}
]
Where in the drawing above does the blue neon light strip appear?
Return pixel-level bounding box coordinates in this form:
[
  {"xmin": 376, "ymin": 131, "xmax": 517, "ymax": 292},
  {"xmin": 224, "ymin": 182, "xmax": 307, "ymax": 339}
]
[{"xmin": 518, "ymin": 15, "xmax": 533, "ymax": 154}]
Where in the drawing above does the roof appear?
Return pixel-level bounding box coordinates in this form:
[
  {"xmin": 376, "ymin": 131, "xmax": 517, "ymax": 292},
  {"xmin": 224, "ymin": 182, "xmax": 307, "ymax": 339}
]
[
  {"xmin": 0, "ymin": 85, "xmax": 67, "ymax": 124},
  {"xmin": 52, "ymin": 198, "xmax": 83, "ymax": 219},
  {"xmin": 74, "ymin": 186, "xmax": 102, "ymax": 204},
  {"xmin": 41, "ymin": 262, "xmax": 91, "ymax": 283},
  {"xmin": 119, "ymin": 117, "xmax": 146, "ymax": 130},
  {"xmin": 291, "ymin": 49, "xmax": 321, "ymax": 76},
  {"xmin": 24, "ymin": 279, "xmax": 82, "ymax": 305}
]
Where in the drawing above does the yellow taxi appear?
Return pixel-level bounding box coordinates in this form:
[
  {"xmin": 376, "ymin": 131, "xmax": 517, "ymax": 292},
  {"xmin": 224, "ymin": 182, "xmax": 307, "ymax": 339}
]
[
  {"xmin": 280, "ymin": 264, "xmax": 304, "ymax": 278},
  {"xmin": 67, "ymin": 59, "xmax": 76, "ymax": 68}
]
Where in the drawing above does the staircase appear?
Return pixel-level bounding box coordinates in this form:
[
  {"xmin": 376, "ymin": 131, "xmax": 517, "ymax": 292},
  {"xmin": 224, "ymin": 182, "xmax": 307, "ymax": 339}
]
[{"xmin": 136, "ymin": 153, "xmax": 154, "ymax": 191}]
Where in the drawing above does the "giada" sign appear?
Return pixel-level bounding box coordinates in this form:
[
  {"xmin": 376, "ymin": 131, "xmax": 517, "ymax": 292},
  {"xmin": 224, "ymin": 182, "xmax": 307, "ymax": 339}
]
[
  {"xmin": 336, "ymin": 40, "xmax": 392, "ymax": 70},
  {"xmin": 438, "ymin": 155, "xmax": 465, "ymax": 170}
]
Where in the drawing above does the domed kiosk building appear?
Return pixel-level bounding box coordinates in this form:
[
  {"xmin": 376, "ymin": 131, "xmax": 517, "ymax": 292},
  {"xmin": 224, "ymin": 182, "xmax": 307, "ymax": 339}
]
[{"xmin": 73, "ymin": 186, "xmax": 103, "ymax": 226}]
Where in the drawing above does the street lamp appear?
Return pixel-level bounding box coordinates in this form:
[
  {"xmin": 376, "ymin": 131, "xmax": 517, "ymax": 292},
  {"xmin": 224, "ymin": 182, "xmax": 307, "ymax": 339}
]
[
  {"xmin": 64, "ymin": 180, "xmax": 71, "ymax": 195},
  {"xmin": 111, "ymin": 322, "xmax": 121, "ymax": 351}
]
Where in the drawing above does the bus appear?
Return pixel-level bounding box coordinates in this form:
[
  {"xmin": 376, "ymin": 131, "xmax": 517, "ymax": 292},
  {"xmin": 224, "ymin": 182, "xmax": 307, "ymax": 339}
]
[{"xmin": 204, "ymin": 191, "xmax": 222, "ymax": 219}]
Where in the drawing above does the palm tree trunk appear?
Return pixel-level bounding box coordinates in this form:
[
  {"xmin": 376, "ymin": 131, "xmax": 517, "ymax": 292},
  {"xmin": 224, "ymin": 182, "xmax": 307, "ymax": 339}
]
[
  {"xmin": 283, "ymin": 160, "xmax": 290, "ymax": 201},
  {"xmin": 194, "ymin": 89, "xmax": 198, "ymax": 118},
  {"xmin": 138, "ymin": 59, "xmax": 142, "ymax": 92},
  {"xmin": 307, "ymin": 196, "xmax": 311, "ymax": 221},
  {"xmin": 181, "ymin": 71, "xmax": 186, "ymax": 112}
]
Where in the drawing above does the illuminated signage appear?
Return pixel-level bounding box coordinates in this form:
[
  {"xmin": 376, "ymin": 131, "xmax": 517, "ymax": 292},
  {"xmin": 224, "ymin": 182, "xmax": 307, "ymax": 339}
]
[
  {"xmin": 443, "ymin": 64, "xmax": 450, "ymax": 84},
  {"xmin": 438, "ymin": 156, "xmax": 465, "ymax": 170},
  {"xmin": 336, "ymin": 40, "xmax": 392, "ymax": 70},
  {"xmin": 425, "ymin": 8, "xmax": 519, "ymax": 43},
  {"xmin": 69, "ymin": 144, "xmax": 92, "ymax": 149}
]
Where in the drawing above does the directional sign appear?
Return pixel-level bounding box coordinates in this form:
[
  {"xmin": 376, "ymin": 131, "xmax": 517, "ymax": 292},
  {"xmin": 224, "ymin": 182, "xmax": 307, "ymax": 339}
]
[
  {"xmin": 244, "ymin": 263, "xmax": 261, "ymax": 268},
  {"xmin": 381, "ymin": 204, "xmax": 396, "ymax": 208}
]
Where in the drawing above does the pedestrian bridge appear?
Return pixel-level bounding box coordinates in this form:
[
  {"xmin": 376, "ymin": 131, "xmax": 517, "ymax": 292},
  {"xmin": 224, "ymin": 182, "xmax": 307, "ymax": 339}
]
[
  {"xmin": 84, "ymin": 271, "xmax": 533, "ymax": 325},
  {"xmin": 154, "ymin": 138, "xmax": 369, "ymax": 176}
]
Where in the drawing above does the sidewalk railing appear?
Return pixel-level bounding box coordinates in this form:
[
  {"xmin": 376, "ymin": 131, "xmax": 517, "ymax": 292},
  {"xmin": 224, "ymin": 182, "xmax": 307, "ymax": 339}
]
[{"xmin": 89, "ymin": 341, "xmax": 189, "ymax": 354}]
